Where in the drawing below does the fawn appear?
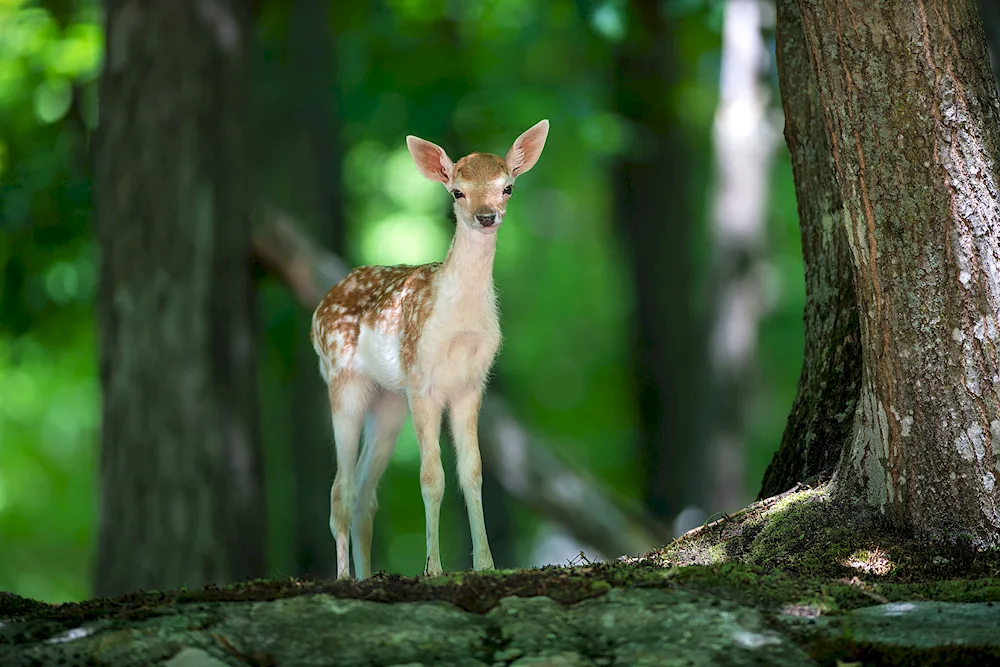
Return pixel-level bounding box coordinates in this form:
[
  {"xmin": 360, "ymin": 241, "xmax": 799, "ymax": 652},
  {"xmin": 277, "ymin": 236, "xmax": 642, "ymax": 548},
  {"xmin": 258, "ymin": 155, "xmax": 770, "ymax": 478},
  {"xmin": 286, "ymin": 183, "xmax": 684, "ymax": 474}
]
[{"xmin": 311, "ymin": 120, "xmax": 549, "ymax": 579}]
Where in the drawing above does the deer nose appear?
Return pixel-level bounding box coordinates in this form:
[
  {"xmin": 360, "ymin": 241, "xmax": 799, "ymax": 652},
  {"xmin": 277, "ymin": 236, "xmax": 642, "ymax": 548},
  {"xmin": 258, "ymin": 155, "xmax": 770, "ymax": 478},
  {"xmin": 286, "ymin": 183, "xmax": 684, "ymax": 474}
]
[{"xmin": 475, "ymin": 210, "xmax": 497, "ymax": 227}]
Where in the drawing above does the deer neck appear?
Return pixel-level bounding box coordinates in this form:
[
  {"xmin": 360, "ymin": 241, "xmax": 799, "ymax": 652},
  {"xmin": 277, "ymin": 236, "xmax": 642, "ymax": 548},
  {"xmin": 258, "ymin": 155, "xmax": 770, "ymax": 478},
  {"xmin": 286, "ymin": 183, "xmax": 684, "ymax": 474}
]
[{"xmin": 440, "ymin": 220, "xmax": 498, "ymax": 291}]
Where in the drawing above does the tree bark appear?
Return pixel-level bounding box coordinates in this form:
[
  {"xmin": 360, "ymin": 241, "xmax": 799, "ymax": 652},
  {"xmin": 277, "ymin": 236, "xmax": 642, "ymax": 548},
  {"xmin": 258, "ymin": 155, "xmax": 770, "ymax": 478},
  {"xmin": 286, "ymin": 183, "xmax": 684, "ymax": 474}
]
[
  {"xmin": 758, "ymin": 0, "xmax": 862, "ymax": 498},
  {"xmin": 797, "ymin": 0, "xmax": 1000, "ymax": 544},
  {"xmin": 93, "ymin": 0, "xmax": 266, "ymax": 596},
  {"xmin": 613, "ymin": 0, "xmax": 709, "ymax": 529}
]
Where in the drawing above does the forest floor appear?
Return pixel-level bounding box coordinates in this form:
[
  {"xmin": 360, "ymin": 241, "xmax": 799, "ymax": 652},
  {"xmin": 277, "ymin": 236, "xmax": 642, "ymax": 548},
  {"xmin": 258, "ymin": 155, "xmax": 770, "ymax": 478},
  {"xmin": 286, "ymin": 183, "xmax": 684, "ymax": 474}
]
[{"xmin": 3, "ymin": 483, "xmax": 1000, "ymax": 666}]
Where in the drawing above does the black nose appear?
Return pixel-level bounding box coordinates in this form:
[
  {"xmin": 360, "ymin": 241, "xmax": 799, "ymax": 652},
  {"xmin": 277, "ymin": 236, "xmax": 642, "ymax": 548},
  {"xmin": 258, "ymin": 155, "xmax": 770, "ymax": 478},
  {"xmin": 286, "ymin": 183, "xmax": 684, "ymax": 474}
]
[{"xmin": 476, "ymin": 212, "xmax": 497, "ymax": 227}]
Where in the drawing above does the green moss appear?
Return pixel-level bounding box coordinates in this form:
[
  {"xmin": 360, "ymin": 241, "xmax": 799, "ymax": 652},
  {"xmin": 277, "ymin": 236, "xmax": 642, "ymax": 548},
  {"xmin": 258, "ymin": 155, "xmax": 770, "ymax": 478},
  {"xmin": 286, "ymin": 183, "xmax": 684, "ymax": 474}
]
[{"xmin": 652, "ymin": 483, "xmax": 1000, "ymax": 588}]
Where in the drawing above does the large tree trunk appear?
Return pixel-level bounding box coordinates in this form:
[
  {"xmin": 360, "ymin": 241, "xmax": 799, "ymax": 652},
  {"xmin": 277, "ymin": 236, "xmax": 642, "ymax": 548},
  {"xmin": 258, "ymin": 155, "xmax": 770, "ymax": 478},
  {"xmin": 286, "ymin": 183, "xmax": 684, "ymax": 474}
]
[
  {"xmin": 614, "ymin": 0, "xmax": 709, "ymax": 531},
  {"xmin": 794, "ymin": 0, "xmax": 1000, "ymax": 544},
  {"xmin": 93, "ymin": 0, "xmax": 266, "ymax": 596},
  {"xmin": 758, "ymin": 0, "xmax": 862, "ymax": 499}
]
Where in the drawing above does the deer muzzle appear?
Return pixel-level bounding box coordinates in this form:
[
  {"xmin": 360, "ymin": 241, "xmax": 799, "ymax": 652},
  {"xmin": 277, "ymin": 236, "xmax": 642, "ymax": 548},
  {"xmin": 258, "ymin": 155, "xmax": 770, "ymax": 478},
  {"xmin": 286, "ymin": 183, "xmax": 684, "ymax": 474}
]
[{"xmin": 475, "ymin": 209, "xmax": 497, "ymax": 227}]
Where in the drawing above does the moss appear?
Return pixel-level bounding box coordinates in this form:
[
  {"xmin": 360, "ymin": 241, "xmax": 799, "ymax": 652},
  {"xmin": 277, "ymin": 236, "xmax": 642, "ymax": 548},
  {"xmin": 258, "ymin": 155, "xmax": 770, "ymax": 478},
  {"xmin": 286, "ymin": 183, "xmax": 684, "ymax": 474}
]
[{"xmin": 650, "ymin": 483, "xmax": 1000, "ymax": 587}]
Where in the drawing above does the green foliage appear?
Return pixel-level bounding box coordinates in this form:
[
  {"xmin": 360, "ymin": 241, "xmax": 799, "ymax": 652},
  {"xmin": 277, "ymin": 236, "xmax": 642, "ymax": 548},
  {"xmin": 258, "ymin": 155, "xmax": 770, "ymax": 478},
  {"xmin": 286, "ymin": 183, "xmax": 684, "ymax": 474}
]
[
  {"xmin": 0, "ymin": 0, "xmax": 807, "ymax": 600},
  {"xmin": 0, "ymin": 0, "xmax": 102, "ymax": 603}
]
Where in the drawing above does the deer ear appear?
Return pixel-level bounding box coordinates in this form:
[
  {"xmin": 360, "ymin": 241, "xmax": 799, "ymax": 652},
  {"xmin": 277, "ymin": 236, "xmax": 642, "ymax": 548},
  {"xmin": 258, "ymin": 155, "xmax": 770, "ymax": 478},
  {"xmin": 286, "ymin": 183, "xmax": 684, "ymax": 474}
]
[
  {"xmin": 406, "ymin": 136, "xmax": 454, "ymax": 185},
  {"xmin": 505, "ymin": 119, "xmax": 549, "ymax": 178}
]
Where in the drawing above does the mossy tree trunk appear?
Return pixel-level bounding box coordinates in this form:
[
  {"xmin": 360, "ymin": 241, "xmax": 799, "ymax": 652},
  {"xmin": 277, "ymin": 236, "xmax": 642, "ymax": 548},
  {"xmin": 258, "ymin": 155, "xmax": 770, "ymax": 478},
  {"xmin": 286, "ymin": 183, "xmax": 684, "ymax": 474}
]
[
  {"xmin": 786, "ymin": 0, "xmax": 1000, "ymax": 544},
  {"xmin": 93, "ymin": 0, "xmax": 266, "ymax": 596},
  {"xmin": 758, "ymin": 0, "xmax": 862, "ymax": 499}
]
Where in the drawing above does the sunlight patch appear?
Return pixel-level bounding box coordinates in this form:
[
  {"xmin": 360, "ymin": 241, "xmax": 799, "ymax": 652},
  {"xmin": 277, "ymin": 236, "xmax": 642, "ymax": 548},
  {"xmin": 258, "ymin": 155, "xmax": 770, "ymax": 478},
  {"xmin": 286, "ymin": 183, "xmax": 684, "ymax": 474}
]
[
  {"xmin": 383, "ymin": 148, "xmax": 442, "ymax": 214},
  {"xmin": 361, "ymin": 213, "xmax": 449, "ymax": 266},
  {"xmin": 45, "ymin": 626, "xmax": 92, "ymax": 644},
  {"xmin": 839, "ymin": 547, "xmax": 893, "ymax": 576}
]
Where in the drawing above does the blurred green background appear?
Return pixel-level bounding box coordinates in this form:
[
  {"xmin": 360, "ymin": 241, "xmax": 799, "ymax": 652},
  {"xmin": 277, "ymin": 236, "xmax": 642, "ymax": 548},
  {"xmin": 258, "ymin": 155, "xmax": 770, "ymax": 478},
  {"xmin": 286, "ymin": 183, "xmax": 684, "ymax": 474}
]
[{"xmin": 0, "ymin": 0, "xmax": 803, "ymax": 602}]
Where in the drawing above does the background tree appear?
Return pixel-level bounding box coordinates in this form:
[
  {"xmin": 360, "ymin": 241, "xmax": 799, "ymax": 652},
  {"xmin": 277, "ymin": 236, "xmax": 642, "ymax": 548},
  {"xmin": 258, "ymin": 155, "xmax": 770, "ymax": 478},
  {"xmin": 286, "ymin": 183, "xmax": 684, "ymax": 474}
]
[
  {"xmin": 92, "ymin": 0, "xmax": 266, "ymax": 595},
  {"xmin": 977, "ymin": 0, "xmax": 1000, "ymax": 93},
  {"xmin": 768, "ymin": 0, "xmax": 1000, "ymax": 543},
  {"xmin": 611, "ymin": 0, "xmax": 715, "ymax": 534},
  {"xmin": 705, "ymin": 0, "xmax": 780, "ymax": 515},
  {"xmin": 252, "ymin": 0, "xmax": 344, "ymax": 580}
]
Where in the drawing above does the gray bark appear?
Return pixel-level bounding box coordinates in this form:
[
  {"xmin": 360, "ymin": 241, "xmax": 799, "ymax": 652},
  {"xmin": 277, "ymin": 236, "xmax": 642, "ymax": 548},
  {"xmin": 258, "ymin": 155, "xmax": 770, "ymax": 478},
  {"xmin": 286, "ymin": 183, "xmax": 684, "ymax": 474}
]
[
  {"xmin": 93, "ymin": 0, "xmax": 266, "ymax": 596},
  {"xmin": 758, "ymin": 0, "xmax": 862, "ymax": 499},
  {"xmin": 797, "ymin": 0, "xmax": 1000, "ymax": 543}
]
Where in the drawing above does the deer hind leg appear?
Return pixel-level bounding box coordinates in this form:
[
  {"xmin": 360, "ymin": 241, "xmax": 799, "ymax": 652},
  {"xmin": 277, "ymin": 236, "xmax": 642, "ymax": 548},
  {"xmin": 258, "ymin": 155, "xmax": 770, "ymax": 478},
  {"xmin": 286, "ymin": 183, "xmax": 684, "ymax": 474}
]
[
  {"xmin": 408, "ymin": 391, "xmax": 445, "ymax": 576},
  {"xmin": 328, "ymin": 375, "xmax": 372, "ymax": 579},
  {"xmin": 351, "ymin": 390, "xmax": 408, "ymax": 580},
  {"xmin": 449, "ymin": 389, "xmax": 494, "ymax": 571}
]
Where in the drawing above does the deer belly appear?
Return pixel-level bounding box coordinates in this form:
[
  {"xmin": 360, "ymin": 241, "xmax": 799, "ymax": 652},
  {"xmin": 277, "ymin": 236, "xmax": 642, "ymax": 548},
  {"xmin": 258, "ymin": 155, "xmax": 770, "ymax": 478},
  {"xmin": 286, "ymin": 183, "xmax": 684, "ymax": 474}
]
[{"xmin": 356, "ymin": 325, "xmax": 406, "ymax": 392}]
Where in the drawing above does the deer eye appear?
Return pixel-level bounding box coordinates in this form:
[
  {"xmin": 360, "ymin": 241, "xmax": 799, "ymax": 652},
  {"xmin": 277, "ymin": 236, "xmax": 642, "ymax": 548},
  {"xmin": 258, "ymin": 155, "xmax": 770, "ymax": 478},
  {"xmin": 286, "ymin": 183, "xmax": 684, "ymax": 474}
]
[
  {"xmin": 503, "ymin": 185, "xmax": 513, "ymax": 196},
  {"xmin": 452, "ymin": 190, "xmax": 464, "ymax": 199}
]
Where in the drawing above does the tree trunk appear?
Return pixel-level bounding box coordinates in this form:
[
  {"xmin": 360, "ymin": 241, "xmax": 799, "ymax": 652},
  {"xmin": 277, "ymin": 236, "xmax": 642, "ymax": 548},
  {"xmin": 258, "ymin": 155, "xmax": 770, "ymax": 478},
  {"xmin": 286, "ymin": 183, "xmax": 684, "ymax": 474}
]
[
  {"xmin": 93, "ymin": 0, "xmax": 266, "ymax": 596},
  {"xmin": 706, "ymin": 0, "xmax": 781, "ymax": 514},
  {"xmin": 758, "ymin": 0, "xmax": 862, "ymax": 499},
  {"xmin": 796, "ymin": 0, "xmax": 1000, "ymax": 544},
  {"xmin": 613, "ymin": 0, "xmax": 710, "ymax": 530},
  {"xmin": 286, "ymin": 0, "xmax": 342, "ymax": 581}
]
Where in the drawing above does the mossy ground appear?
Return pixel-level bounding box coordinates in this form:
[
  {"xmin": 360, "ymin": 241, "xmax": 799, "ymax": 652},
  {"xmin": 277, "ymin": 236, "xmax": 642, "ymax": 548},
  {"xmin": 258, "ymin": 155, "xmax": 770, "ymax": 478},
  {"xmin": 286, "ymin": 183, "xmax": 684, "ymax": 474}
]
[
  {"xmin": 4, "ymin": 483, "xmax": 1000, "ymax": 664},
  {"xmin": 649, "ymin": 482, "xmax": 1000, "ymax": 583}
]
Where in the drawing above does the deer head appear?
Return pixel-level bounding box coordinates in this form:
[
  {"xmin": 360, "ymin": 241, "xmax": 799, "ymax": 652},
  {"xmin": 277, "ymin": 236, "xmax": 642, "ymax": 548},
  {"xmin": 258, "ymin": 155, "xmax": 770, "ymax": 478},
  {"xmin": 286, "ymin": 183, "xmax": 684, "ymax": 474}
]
[{"xmin": 406, "ymin": 120, "xmax": 549, "ymax": 234}]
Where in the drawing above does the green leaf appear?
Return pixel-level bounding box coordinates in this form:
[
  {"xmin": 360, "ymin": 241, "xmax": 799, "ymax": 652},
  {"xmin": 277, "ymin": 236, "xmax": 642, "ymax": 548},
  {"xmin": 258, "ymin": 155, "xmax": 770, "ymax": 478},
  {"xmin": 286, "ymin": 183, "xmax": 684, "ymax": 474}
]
[{"xmin": 32, "ymin": 76, "xmax": 71, "ymax": 124}]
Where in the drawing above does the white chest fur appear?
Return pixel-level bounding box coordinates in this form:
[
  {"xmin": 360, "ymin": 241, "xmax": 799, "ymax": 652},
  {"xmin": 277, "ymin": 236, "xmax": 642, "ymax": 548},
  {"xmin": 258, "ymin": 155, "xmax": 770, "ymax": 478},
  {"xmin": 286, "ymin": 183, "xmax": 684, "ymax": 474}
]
[{"xmin": 413, "ymin": 271, "xmax": 501, "ymax": 398}]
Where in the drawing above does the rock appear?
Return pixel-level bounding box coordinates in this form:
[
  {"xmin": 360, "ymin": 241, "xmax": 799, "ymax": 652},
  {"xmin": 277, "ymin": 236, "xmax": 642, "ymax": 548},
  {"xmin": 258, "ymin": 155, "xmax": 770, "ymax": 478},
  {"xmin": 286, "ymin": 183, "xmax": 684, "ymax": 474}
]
[
  {"xmin": 164, "ymin": 648, "xmax": 231, "ymax": 667},
  {"xmin": 3, "ymin": 584, "xmax": 1000, "ymax": 665}
]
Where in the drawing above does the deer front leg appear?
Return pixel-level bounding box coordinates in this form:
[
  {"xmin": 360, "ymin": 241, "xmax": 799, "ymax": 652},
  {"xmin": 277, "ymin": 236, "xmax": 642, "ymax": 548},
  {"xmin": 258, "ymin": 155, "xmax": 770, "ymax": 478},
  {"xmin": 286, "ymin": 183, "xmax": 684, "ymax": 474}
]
[
  {"xmin": 449, "ymin": 389, "xmax": 495, "ymax": 572},
  {"xmin": 409, "ymin": 391, "xmax": 445, "ymax": 576}
]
